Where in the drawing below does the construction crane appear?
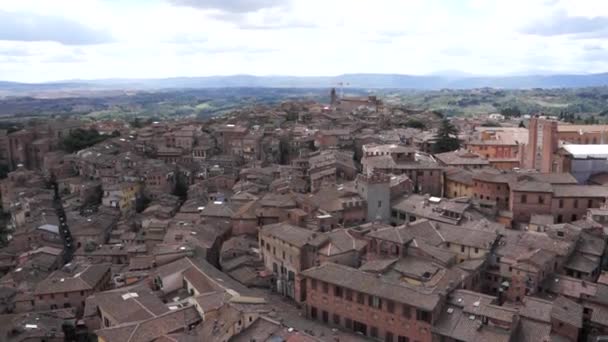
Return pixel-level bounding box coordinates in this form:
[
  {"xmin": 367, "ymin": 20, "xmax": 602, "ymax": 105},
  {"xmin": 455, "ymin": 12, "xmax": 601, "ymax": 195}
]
[{"xmin": 336, "ymin": 81, "xmax": 350, "ymax": 98}]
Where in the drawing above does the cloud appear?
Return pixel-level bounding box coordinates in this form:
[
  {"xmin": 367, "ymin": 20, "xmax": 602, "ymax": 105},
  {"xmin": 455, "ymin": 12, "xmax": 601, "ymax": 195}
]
[
  {"xmin": 207, "ymin": 7, "xmax": 314, "ymax": 30},
  {"xmin": 522, "ymin": 10, "xmax": 608, "ymax": 36},
  {"xmin": 237, "ymin": 21, "xmax": 315, "ymax": 30},
  {"xmin": 167, "ymin": 0, "xmax": 282, "ymax": 13},
  {"xmin": 0, "ymin": 46, "xmax": 34, "ymax": 57},
  {"xmin": 584, "ymin": 44, "xmax": 604, "ymax": 51},
  {"xmin": 0, "ymin": 10, "xmax": 112, "ymax": 45},
  {"xmin": 441, "ymin": 46, "xmax": 471, "ymax": 57},
  {"xmin": 176, "ymin": 43, "xmax": 277, "ymax": 55},
  {"xmin": 42, "ymin": 52, "xmax": 88, "ymax": 64}
]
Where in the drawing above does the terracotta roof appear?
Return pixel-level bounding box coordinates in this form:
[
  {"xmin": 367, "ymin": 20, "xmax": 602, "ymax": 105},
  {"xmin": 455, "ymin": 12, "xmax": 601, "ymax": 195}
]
[
  {"xmin": 317, "ymin": 229, "xmax": 367, "ymax": 256},
  {"xmin": 551, "ymin": 296, "xmax": 583, "ymax": 328},
  {"xmin": 260, "ymin": 223, "xmax": 325, "ymax": 248},
  {"xmin": 367, "ymin": 225, "xmax": 414, "ymax": 245},
  {"xmin": 183, "ymin": 267, "xmax": 216, "ymax": 294},
  {"xmin": 552, "ymin": 185, "xmax": 608, "ymax": 198},
  {"xmin": 434, "ymin": 150, "xmax": 489, "ymax": 166},
  {"xmin": 35, "ymin": 263, "xmax": 110, "ymax": 295},
  {"xmin": 193, "ymin": 291, "xmax": 229, "ymax": 313},
  {"xmin": 95, "ymin": 306, "xmax": 200, "ymax": 342},
  {"xmin": 445, "ymin": 167, "xmax": 474, "ymax": 185},
  {"xmin": 86, "ymin": 287, "xmax": 169, "ymax": 325},
  {"xmin": 301, "ymin": 262, "xmax": 440, "ymax": 311}
]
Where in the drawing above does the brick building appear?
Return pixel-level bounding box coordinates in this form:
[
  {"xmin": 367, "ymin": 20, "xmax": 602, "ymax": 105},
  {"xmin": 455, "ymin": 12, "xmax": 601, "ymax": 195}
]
[
  {"xmin": 34, "ymin": 263, "xmax": 111, "ymax": 313},
  {"xmin": 301, "ymin": 262, "xmax": 439, "ymax": 342}
]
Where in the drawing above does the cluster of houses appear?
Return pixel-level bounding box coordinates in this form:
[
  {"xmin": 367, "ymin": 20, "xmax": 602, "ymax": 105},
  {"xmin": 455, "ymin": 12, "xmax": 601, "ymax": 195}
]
[{"xmin": 1, "ymin": 91, "xmax": 608, "ymax": 341}]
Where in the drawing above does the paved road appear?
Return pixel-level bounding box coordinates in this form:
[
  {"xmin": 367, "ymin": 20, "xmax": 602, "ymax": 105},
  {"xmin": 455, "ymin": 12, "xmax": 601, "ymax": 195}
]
[{"xmin": 262, "ymin": 291, "xmax": 371, "ymax": 342}]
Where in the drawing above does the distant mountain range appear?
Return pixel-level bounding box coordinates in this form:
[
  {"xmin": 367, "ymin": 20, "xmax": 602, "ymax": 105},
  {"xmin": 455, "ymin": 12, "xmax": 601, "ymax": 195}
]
[{"xmin": 3, "ymin": 73, "xmax": 608, "ymax": 95}]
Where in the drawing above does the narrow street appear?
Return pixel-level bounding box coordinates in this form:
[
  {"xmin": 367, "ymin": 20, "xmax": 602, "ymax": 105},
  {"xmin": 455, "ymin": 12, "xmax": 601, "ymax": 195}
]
[{"xmin": 261, "ymin": 291, "xmax": 371, "ymax": 342}]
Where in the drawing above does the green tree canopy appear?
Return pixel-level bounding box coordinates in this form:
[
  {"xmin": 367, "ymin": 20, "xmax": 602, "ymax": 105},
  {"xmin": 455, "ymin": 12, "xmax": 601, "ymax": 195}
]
[
  {"xmin": 500, "ymin": 106, "xmax": 521, "ymax": 118},
  {"xmin": 60, "ymin": 128, "xmax": 110, "ymax": 153},
  {"xmin": 432, "ymin": 119, "xmax": 460, "ymax": 153},
  {"xmin": 403, "ymin": 119, "xmax": 426, "ymax": 129}
]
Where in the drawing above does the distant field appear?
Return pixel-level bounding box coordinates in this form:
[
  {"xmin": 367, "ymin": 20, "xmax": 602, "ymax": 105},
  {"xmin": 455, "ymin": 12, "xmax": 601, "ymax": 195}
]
[
  {"xmin": 0, "ymin": 86, "xmax": 607, "ymax": 121},
  {"xmin": 380, "ymin": 87, "xmax": 608, "ymax": 118}
]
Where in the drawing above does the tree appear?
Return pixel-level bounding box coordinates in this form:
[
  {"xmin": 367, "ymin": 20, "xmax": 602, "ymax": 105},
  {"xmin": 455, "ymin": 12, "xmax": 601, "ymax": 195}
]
[
  {"xmin": 432, "ymin": 110, "xmax": 444, "ymax": 119},
  {"xmin": 518, "ymin": 120, "xmax": 526, "ymax": 128},
  {"xmin": 432, "ymin": 119, "xmax": 460, "ymax": 153},
  {"xmin": 481, "ymin": 121, "xmax": 500, "ymax": 127},
  {"xmin": 59, "ymin": 128, "xmax": 110, "ymax": 153},
  {"xmin": 403, "ymin": 119, "xmax": 426, "ymax": 129},
  {"xmin": 173, "ymin": 176, "xmax": 189, "ymax": 202},
  {"xmin": 500, "ymin": 106, "xmax": 521, "ymax": 118},
  {"xmin": 130, "ymin": 117, "xmax": 144, "ymax": 128}
]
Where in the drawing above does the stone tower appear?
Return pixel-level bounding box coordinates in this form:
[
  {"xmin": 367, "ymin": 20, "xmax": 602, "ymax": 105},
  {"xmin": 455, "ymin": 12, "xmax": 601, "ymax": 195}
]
[
  {"xmin": 330, "ymin": 88, "xmax": 337, "ymax": 106},
  {"xmin": 355, "ymin": 172, "xmax": 391, "ymax": 223}
]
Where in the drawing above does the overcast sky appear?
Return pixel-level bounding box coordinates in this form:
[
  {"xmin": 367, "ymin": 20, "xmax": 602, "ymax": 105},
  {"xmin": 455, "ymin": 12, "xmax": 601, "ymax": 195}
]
[{"xmin": 2, "ymin": 0, "xmax": 608, "ymax": 82}]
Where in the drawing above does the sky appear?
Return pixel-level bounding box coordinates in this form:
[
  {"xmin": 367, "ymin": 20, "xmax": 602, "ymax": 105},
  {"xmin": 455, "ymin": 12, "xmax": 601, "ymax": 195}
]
[{"xmin": 2, "ymin": 0, "xmax": 608, "ymax": 82}]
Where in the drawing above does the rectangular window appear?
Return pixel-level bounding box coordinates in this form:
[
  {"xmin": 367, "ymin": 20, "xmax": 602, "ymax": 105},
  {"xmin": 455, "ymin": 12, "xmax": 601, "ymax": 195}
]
[
  {"xmin": 538, "ymin": 196, "xmax": 544, "ymax": 204},
  {"xmin": 521, "ymin": 195, "xmax": 527, "ymax": 204},
  {"xmin": 334, "ymin": 286, "xmax": 343, "ymax": 298},
  {"xmin": 322, "ymin": 282, "xmax": 329, "ymax": 294},
  {"xmin": 345, "ymin": 318, "xmax": 353, "ymax": 329},
  {"xmin": 357, "ymin": 293, "xmax": 365, "ymax": 304},
  {"xmin": 398, "ymin": 337, "xmax": 409, "ymax": 342},
  {"xmin": 311, "ymin": 306, "xmax": 318, "ymax": 319},
  {"xmin": 311, "ymin": 279, "xmax": 317, "ymax": 290},
  {"xmin": 369, "ymin": 296, "xmax": 382, "ymax": 309},
  {"xmin": 402, "ymin": 304, "xmax": 411, "ymax": 318},
  {"xmin": 559, "ymin": 199, "xmax": 564, "ymax": 208},
  {"xmin": 322, "ymin": 310, "xmax": 328, "ymax": 323},
  {"xmin": 588, "ymin": 199, "xmax": 593, "ymax": 208},
  {"xmin": 378, "ymin": 200, "xmax": 382, "ymax": 208},
  {"xmin": 345, "ymin": 289, "xmax": 353, "ymax": 301},
  {"xmin": 371, "ymin": 326, "xmax": 378, "ymax": 338},
  {"xmin": 386, "ymin": 332, "xmax": 394, "ymax": 342},
  {"xmin": 474, "ymin": 248, "xmax": 479, "ymax": 253},
  {"xmin": 387, "ymin": 300, "xmax": 395, "ymax": 313},
  {"xmin": 460, "ymin": 245, "xmax": 465, "ymax": 253},
  {"xmin": 574, "ymin": 199, "xmax": 578, "ymax": 208},
  {"xmin": 333, "ymin": 314, "xmax": 341, "ymax": 325},
  {"xmin": 416, "ymin": 310, "xmax": 431, "ymax": 323}
]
